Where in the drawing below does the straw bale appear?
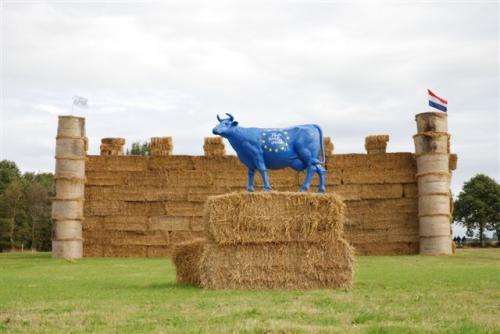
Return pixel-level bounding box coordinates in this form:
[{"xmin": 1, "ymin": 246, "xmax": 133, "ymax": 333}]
[
  {"xmin": 56, "ymin": 159, "xmax": 85, "ymax": 179},
  {"xmin": 418, "ymin": 194, "xmax": 451, "ymax": 217},
  {"xmin": 199, "ymin": 240, "xmax": 354, "ymax": 289},
  {"xmin": 324, "ymin": 168, "xmax": 342, "ymax": 185},
  {"xmin": 416, "ymin": 154, "xmax": 449, "ymax": 175},
  {"xmin": 151, "ymin": 137, "xmax": 173, "ymax": 156},
  {"xmin": 147, "ymin": 246, "xmax": 171, "ymax": 257},
  {"xmin": 365, "ymin": 135, "xmax": 389, "ymax": 154},
  {"xmin": 89, "ymin": 156, "xmax": 149, "ymax": 172},
  {"xmin": 53, "ymin": 220, "xmax": 82, "ymax": 239},
  {"xmin": 125, "ymin": 172, "xmax": 169, "ymax": 187},
  {"xmin": 172, "ymin": 238, "xmax": 206, "ymax": 285},
  {"xmin": 420, "ymin": 236, "xmax": 452, "ymax": 255},
  {"xmin": 169, "ymin": 231, "xmax": 199, "ymax": 245},
  {"xmin": 204, "ymin": 137, "xmax": 226, "ymax": 157},
  {"xmin": 186, "ymin": 187, "xmax": 228, "ymax": 203},
  {"xmin": 449, "ymin": 154, "xmax": 458, "ymax": 171},
  {"xmin": 329, "ymin": 184, "xmax": 403, "ymax": 201},
  {"xmin": 52, "ymin": 240, "xmax": 83, "ymax": 259},
  {"xmin": 415, "ymin": 112, "xmax": 448, "ymax": 133},
  {"xmin": 192, "ymin": 156, "xmax": 242, "ymax": 172},
  {"xmin": 365, "ymin": 153, "xmax": 416, "ymax": 169},
  {"xmin": 418, "ymin": 173, "xmax": 450, "ymax": 195},
  {"xmin": 387, "ymin": 230, "xmax": 420, "ymax": 242},
  {"xmin": 353, "ymin": 241, "xmax": 419, "ymax": 256},
  {"xmin": 205, "ymin": 192, "xmax": 345, "ymax": 245},
  {"xmin": 106, "ymin": 230, "xmax": 169, "ymax": 246},
  {"xmin": 52, "ymin": 199, "xmax": 84, "ymax": 220},
  {"xmin": 148, "ymin": 216, "xmax": 191, "ymax": 231},
  {"xmin": 82, "ymin": 217, "xmax": 103, "ymax": 231},
  {"xmin": 100, "ymin": 138, "xmax": 125, "ymax": 156},
  {"xmin": 56, "ymin": 138, "xmax": 86, "ymax": 157},
  {"xmin": 342, "ymin": 167, "xmax": 415, "ymax": 185},
  {"xmin": 102, "ymin": 219, "xmax": 149, "ymax": 232},
  {"xmin": 403, "ymin": 183, "xmax": 418, "ymax": 198},
  {"xmin": 84, "ymin": 200, "xmax": 123, "ymax": 216},
  {"xmin": 323, "ymin": 137, "xmax": 335, "ymax": 156},
  {"xmin": 166, "ymin": 201, "xmax": 204, "ymax": 217},
  {"xmin": 167, "ymin": 170, "xmax": 213, "ymax": 187},
  {"xmin": 190, "ymin": 217, "xmax": 205, "ymax": 231},
  {"xmin": 83, "ymin": 243, "xmax": 104, "ymax": 257},
  {"xmin": 148, "ymin": 156, "xmax": 195, "ymax": 171},
  {"xmin": 413, "ymin": 132, "xmax": 450, "ymax": 155},
  {"xmin": 85, "ymin": 200, "xmax": 166, "ymax": 216},
  {"xmin": 213, "ymin": 172, "xmax": 248, "ymax": 187},
  {"xmin": 55, "ymin": 178, "xmax": 85, "ymax": 200},
  {"xmin": 85, "ymin": 185, "xmax": 187, "ymax": 202},
  {"xmin": 103, "ymin": 245, "xmax": 147, "ymax": 257},
  {"xmin": 346, "ymin": 198, "xmax": 418, "ymax": 216},
  {"xmin": 57, "ymin": 116, "xmax": 86, "ymax": 138},
  {"xmin": 419, "ymin": 216, "xmax": 451, "ymax": 237},
  {"xmin": 327, "ymin": 154, "xmax": 367, "ymax": 168}
]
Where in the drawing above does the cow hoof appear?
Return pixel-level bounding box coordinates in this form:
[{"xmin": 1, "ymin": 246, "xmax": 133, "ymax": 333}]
[
  {"xmin": 263, "ymin": 188, "xmax": 271, "ymax": 192},
  {"xmin": 247, "ymin": 188, "xmax": 255, "ymax": 192},
  {"xmin": 299, "ymin": 187, "xmax": 308, "ymax": 192},
  {"xmin": 318, "ymin": 187, "xmax": 325, "ymax": 193}
]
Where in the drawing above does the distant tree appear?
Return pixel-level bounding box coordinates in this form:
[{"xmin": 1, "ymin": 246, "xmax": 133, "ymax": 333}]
[
  {"xmin": 126, "ymin": 141, "xmax": 151, "ymax": 156},
  {"xmin": 0, "ymin": 179, "xmax": 24, "ymax": 249},
  {"xmin": 0, "ymin": 160, "xmax": 20, "ymax": 193},
  {"xmin": 454, "ymin": 174, "xmax": 500, "ymax": 245},
  {"xmin": 0, "ymin": 161, "xmax": 54, "ymax": 252}
]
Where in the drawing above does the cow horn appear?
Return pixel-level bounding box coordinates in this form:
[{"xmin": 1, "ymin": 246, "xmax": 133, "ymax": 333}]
[
  {"xmin": 217, "ymin": 114, "xmax": 222, "ymax": 122},
  {"xmin": 226, "ymin": 113, "xmax": 234, "ymax": 121}
]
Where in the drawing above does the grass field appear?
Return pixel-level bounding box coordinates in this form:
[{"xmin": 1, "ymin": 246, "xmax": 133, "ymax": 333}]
[{"xmin": 0, "ymin": 249, "xmax": 499, "ymax": 333}]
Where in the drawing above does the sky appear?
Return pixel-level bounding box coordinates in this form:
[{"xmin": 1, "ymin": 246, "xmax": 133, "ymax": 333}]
[{"xmin": 1, "ymin": 1, "xmax": 499, "ymax": 234}]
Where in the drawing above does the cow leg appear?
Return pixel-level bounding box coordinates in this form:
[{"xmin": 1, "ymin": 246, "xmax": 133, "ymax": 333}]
[
  {"xmin": 254, "ymin": 160, "xmax": 271, "ymax": 191},
  {"xmin": 300, "ymin": 165, "xmax": 316, "ymax": 192},
  {"xmin": 315, "ymin": 164, "xmax": 326, "ymax": 192},
  {"xmin": 258, "ymin": 168, "xmax": 271, "ymax": 191},
  {"xmin": 247, "ymin": 169, "xmax": 255, "ymax": 192}
]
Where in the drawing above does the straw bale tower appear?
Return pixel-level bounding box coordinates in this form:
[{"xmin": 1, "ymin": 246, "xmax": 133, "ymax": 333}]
[
  {"xmin": 413, "ymin": 112, "xmax": 454, "ymax": 255},
  {"xmin": 52, "ymin": 116, "xmax": 87, "ymax": 259}
]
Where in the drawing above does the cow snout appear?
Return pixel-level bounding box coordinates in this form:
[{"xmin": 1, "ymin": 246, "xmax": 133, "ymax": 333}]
[{"xmin": 212, "ymin": 128, "xmax": 219, "ymax": 135}]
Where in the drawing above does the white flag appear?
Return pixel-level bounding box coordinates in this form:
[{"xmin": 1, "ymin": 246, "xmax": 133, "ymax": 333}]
[{"xmin": 73, "ymin": 95, "xmax": 88, "ymax": 108}]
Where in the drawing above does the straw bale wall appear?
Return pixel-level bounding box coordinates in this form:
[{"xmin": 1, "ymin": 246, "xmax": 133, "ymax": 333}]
[{"xmin": 83, "ymin": 150, "xmax": 420, "ymax": 257}]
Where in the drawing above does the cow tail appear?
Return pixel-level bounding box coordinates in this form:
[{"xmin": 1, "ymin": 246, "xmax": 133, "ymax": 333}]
[{"xmin": 314, "ymin": 125, "xmax": 326, "ymax": 164}]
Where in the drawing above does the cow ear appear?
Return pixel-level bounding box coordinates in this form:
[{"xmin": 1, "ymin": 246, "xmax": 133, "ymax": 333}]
[{"xmin": 231, "ymin": 121, "xmax": 239, "ymax": 127}]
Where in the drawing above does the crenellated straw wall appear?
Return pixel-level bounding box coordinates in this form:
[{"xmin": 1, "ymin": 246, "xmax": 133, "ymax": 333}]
[{"xmin": 82, "ymin": 134, "xmax": 426, "ymax": 257}]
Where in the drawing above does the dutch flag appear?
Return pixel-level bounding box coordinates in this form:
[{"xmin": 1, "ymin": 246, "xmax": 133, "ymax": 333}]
[{"xmin": 428, "ymin": 89, "xmax": 447, "ymax": 112}]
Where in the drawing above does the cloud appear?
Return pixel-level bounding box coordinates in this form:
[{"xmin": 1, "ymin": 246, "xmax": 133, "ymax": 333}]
[{"xmin": 1, "ymin": 1, "xmax": 498, "ymax": 204}]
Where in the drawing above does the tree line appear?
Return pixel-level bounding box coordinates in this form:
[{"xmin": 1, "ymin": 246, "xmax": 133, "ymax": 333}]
[{"xmin": 0, "ymin": 160, "xmax": 54, "ymax": 252}]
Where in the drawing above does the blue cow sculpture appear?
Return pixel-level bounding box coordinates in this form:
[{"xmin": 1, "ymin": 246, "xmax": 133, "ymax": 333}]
[{"xmin": 212, "ymin": 113, "xmax": 326, "ymax": 192}]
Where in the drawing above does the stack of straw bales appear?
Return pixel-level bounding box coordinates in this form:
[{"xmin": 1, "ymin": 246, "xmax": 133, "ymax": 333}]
[
  {"xmin": 413, "ymin": 112, "xmax": 455, "ymax": 255},
  {"xmin": 100, "ymin": 138, "xmax": 125, "ymax": 156},
  {"xmin": 323, "ymin": 137, "xmax": 335, "ymax": 157},
  {"xmin": 52, "ymin": 116, "xmax": 87, "ymax": 259},
  {"xmin": 151, "ymin": 137, "xmax": 173, "ymax": 156},
  {"xmin": 173, "ymin": 192, "xmax": 354, "ymax": 289},
  {"xmin": 203, "ymin": 137, "xmax": 226, "ymax": 157},
  {"xmin": 365, "ymin": 135, "xmax": 389, "ymax": 154}
]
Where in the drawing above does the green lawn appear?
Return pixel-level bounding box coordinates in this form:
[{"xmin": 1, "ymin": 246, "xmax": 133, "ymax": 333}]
[{"xmin": 0, "ymin": 249, "xmax": 499, "ymax": 334}]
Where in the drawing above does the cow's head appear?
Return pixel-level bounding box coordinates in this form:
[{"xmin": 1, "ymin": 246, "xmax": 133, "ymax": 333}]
[{"xmin": 212, "ymin": 113, "xmax": 239, "ymax": 136}]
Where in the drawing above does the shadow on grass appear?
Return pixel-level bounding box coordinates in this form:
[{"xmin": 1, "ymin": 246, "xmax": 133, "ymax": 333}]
[
  {"xmin": 0, "ymin": 252, "xmax": 51, "ymax": 260},
  {"xmin": 146, "ymin": 282, "xmax": 201, "ymax": 290}
]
